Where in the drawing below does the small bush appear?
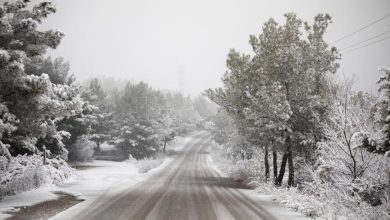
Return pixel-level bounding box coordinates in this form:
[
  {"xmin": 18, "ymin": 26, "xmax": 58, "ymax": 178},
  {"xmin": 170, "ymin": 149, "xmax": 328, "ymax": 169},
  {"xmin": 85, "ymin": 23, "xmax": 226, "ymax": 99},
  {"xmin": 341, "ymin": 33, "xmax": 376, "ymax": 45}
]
[
  {"xmin": 209, "ymin": 141, "xmax": 264, "ymax": 183},
  {"xmin": 176, "ymin": 122, "xmax": 196, "ymax": 135},
  {"xmin": 67, "ymin": 135, "xmax": 96, "ymax": 162},
  {"xmin": 135, "ymin": 153, "xmax": 164, "ymax": 173},
  {"xmin": 0, "ymin": 154, "xmax": 73, "ymax": 198}
]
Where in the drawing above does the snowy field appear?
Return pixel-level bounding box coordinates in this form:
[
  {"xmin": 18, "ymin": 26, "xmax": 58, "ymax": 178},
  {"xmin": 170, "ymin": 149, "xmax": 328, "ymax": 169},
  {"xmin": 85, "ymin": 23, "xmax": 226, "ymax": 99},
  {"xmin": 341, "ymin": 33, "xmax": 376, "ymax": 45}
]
[{"xmin": 0, "ymin": 135, "xmax": 193, "ymax": 220}]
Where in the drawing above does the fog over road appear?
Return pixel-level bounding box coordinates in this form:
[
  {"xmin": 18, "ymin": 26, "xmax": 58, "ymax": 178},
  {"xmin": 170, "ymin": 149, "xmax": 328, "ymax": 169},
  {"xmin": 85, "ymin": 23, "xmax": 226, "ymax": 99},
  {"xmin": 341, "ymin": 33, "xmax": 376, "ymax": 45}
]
[{"xmin": 53, "ymin": 132, "xmax": 305, "ymax": 220}]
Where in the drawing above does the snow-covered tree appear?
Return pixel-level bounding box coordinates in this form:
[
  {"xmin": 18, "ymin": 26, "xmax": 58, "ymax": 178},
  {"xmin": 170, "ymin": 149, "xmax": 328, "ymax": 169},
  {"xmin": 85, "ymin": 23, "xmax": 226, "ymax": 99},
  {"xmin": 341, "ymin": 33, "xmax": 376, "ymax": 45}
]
[
  {"xmin": 116, "ymin": 121, "xmax": 161, "ymax": 159},
  {"xmin": 308, "ymin": 79, "xmax": 390, "ymax": 215},
  {"xmin": 159, "ymin": 113, "xmax": 176, "ymax": 156},
  {"xmin": 164, "ymin": 92, "xmax": 200, "ymax": 135},
  {"xmin": 207, "ymin": 13, "xmax": 339, "ymax": 186},
  {"xmin": 248, "ymin": 13, "xmax": 339, "ymax": 186},
  {"xmin": 25, "ymin": 56, "xmax": 75, "ymax": 85},
  {"xmin": 81, "ymin": 78, "xmax": 111, "ymax": 152},
  {"xmin": 243, "ymin": 82, "xmax": 291, "ymax": 183},
  {"xmin": 211, "ymin": 109, "xmax": 233, "ymax": 144},
  {"xmin": 88, "ymin": 78, "xmax": 106, "ymax": 103},
  {"xmin": 113, "ymin": 82, "xmax": 166, "ymax": 159},
  {"xmin": 0, "ymin": 104, "xmax": 18, "ymax": 161},
  {"xmin": 56, "ymin": 101, "xmax": 97, "ymax": 161},
  {"xmin": 192, "ymin": 95, "xmax": 217, "ymax": 120},
  {"xmin": 319, "ymin": 79, "xmax": 381, "ymax": 181},
  {"xmin": 375, "ymin": 67, "xmax": 390, "ymax": 155},
  {"xmin": 67, "ymin": 135, "xmax": 96, "ymax": 162},
  {"xmin": 0, "ymin": 0, "xmax": 83, "ymax": 158}
]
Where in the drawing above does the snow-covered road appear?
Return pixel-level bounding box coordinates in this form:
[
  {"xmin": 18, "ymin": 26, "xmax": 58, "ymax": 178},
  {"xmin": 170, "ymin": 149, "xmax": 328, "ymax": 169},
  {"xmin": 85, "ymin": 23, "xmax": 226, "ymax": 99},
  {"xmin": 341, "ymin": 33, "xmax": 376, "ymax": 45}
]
[{"xmin": 50, "ymin": 131, "xmax": 309, "ymax": 220}]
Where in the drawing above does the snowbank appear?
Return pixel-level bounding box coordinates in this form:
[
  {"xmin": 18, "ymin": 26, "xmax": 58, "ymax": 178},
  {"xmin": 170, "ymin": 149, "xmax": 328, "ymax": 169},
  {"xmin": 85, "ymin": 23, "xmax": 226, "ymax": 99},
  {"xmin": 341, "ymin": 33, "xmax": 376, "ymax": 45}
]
[
  {"xmin": 0, "ymin": 154, "xmax": 73, "ymax": 219},
  {"xmin": 0, "ymin": 155, "xmax": 73, "ymax": 198},
  {"xmin": 0, "ymin": 158, "xmax": 164, "ymax": 220}
]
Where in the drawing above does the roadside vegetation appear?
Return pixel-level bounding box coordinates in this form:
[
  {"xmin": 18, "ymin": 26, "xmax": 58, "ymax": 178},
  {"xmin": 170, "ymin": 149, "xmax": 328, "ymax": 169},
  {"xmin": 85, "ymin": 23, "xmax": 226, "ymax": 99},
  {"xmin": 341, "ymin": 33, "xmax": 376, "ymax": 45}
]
[
  {"xmin": 0, "ymin": 0, "xmax": 216, "ymax": 198},
  {"xmin": 206, "ymin": 13, "xmax": 390, "ymax": 220}
]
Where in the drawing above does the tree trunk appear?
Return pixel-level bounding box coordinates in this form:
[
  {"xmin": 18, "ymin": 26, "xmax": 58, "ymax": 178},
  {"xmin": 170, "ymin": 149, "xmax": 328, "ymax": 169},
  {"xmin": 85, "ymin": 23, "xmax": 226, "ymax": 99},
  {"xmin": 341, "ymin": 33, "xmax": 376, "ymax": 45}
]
[
  {"xmin": 276, "ymin": 153, "xmax": 288, "ymax": 186},
  {"xmin": 264, "ymin": 145, "xmax": 270, "ymax": 181},
  {"xmin": 273, "ymin": 150, "xmax": 278, "ymax": 185},
  {"xmin": 163, "ymin": 140, "xmax": 167, "ymax": 156},
  {"xmin": 96, "ymin": 140, "xmax": 101, "ymax": 152},
  {"xmin": 286, "ymin": 136, "xmax": 294, "ymax": 187}
]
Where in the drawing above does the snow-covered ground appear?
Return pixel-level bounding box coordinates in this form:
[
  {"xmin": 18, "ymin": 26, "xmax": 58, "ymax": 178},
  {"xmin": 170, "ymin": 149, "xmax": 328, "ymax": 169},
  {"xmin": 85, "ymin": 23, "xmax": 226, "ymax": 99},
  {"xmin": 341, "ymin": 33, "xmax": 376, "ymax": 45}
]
[
  {"xmin": 0, "ymin": 134, "xmax": 194, "ymax": 220},
  {"xmin": 99, "ymin": 142, "xmax": 115, "ymax": 151},
  {"xmin": 0, "ymin": 187, "xmax": 58, "ymax": 219},
  {"xmin": 50, "ymin": 157, "xmax": 173, "ymax": 220},
  {"xmin": 206, "ymin": 155, "xmax": 311, "ymax": 220}
]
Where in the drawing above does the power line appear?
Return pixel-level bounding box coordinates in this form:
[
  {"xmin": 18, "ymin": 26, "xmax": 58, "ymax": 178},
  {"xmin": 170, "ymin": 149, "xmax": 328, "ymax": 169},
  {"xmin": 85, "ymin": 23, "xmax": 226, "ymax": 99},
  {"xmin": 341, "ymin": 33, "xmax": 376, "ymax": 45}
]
[
  {"xmin": 341, "ymin": 34, "xmax": 390, "ymax": 54},
  {"xmin": 331, "ymin": 13, "xmax": 390, "ymax": 44},
  {"xmin": 339, "ymin": 29, "xmax": 390, "ymax": 51}
]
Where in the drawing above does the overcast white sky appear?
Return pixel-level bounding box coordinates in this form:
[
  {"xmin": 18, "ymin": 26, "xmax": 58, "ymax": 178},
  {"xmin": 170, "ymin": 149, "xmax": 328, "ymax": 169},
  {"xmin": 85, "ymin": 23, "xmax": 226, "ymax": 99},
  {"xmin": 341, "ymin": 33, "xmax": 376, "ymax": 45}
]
[{"xmin": 5, "ymin": 0, "xmax": 390, "ymax": 95}]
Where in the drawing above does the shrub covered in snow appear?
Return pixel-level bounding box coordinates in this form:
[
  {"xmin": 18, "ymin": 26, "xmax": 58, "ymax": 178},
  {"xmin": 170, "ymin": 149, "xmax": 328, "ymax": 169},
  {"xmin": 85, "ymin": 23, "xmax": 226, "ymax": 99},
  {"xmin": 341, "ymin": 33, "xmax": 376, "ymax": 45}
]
[
  {"xmin": 135, "ymin": 153, "xmax": 164, "ymax": 173},
  {"xmin": 209, "ymin": 140, "xmax": 264, "ymax": 185},
  {"xmin": 135, "ymin": 135, "xmax": 188, "ymax": 173},
  {"xmin": 176, "ymin": 122, "xmax": 197, "ymax": 136},
  {"xmin": 210, "ymin": 137, "xmax": 390, "ymax": 220},
  {"xmin": 0, "ymin": 155, "xmax": 73, "ymax": 198},
  {"xmin": 67, "ymin": 135, "xmax": 96, "ymax": 162},
  {"xmin": 255, "ymin": 176, "xmax": 390, "ymax": 220}
]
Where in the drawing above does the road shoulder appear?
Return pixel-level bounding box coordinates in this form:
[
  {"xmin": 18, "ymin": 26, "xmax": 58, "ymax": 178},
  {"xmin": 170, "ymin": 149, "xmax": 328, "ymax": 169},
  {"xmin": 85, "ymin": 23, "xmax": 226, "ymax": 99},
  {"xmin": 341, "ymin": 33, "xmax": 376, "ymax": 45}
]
[{"xmin": 206, "ymin": 154, "xmax": 312, "ymax": 220}]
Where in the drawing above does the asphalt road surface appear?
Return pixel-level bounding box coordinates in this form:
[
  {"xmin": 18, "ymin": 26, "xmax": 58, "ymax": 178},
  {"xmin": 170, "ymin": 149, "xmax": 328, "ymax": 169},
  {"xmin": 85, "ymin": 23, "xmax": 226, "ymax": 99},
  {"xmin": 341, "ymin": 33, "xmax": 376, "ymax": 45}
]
[{"xmin": 59, "ymin": 132, "xmax": 293, "ymax": 220}]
